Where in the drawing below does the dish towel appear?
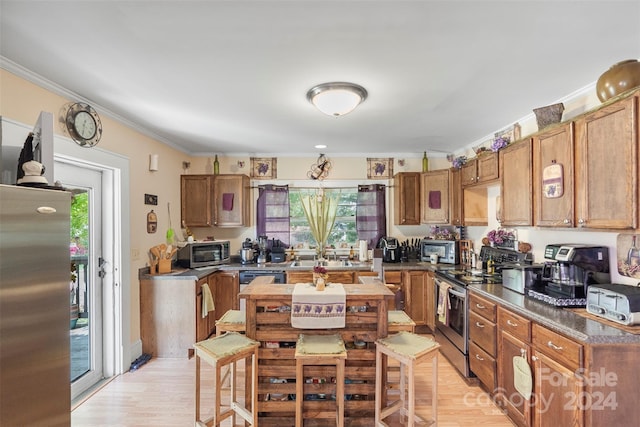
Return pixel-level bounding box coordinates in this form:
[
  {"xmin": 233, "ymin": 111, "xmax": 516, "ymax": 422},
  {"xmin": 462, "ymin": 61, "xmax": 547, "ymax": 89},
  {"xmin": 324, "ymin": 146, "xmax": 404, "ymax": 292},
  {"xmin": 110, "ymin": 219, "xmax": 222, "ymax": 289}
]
[
  {"xmin": 222, "ymin": 193, "xmax": 234, "ymax": 211},
  {"xmin": 201, "ymin": 283, "xmax": 215, "ymax": 318},
  {"xmin": 436, "ymin": 281, "xmax": 452, "ymax": 326},
  {"xmin": 291, "ymin": 283, "xmax": 346, "ymax": 329}
]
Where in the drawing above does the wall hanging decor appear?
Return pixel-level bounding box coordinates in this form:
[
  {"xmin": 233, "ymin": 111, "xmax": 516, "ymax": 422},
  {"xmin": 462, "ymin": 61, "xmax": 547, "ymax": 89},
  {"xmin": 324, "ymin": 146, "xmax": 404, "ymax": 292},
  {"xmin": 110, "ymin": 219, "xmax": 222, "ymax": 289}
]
[
  {"xmin": 367, "ymin": 157, "xmax": 393, "ymax": 179},
  {"xmin": 250, "ymin": 157, "xmax": 277, "ymax": 179},
  {"xmin": 308, "ymin": 153, "xmax": 332, "ymax": 180}
]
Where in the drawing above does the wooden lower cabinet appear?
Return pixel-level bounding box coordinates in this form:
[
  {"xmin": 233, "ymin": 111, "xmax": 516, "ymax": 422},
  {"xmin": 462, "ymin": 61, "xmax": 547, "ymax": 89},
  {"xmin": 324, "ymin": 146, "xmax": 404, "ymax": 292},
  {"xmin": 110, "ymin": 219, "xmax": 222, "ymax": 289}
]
[
  {"xmin": 141, "ymin": 271, "xmax": 239, "ymax": 359},
  {"xmin": 498, "ymin": 328, "xmax": 531, "ymax": 427},
  {"xmin": 469, "ymin": 293, "xmax": 498, "ymax": 392},
  {"xmin": 403, "ymin": 270, "xmax": 429, "ymax": 329},
  {"xmin": 532, "ymin": 349, "xmax": 582, "ymax": 427}
]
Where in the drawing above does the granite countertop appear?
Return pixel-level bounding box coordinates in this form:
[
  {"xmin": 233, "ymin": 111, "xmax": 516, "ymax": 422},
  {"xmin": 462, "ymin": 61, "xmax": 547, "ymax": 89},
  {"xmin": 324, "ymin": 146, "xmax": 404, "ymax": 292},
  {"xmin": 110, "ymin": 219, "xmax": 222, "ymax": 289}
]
[
  {"xmin": 470, "ymin": 283, "xmax": 640, "ymax": 345},
  {"xmin": 140, "ymin": 259, "xmax": 441, "ymax": 280}
]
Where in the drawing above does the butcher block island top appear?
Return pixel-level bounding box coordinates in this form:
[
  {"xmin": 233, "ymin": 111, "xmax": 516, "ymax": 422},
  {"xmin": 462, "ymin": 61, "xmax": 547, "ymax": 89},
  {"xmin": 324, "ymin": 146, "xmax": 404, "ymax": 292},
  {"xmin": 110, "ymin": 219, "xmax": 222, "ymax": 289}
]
[{"xmin": 238, "ymin": 277, "xmax": 394, "ymax": 426}]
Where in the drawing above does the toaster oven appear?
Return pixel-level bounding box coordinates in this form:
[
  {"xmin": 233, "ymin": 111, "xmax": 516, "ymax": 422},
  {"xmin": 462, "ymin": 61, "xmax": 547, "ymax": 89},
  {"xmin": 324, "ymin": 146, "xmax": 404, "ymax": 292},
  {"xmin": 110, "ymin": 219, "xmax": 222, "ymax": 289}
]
[{"xmin": 420, "ymin": 239, "xmax": 459, "ymax": 264}]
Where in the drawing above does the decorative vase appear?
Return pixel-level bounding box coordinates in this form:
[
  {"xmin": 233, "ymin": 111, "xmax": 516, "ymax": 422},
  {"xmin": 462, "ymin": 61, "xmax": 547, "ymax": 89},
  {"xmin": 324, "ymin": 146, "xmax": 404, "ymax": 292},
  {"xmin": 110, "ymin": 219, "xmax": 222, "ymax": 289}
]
[
  {"xmin": 314, "ymin": 274, "xmax": 326, "ymax": 291},
  {"xmin": 533, "ymin": 103, "xmax": 564, "ymax": 130},
  {"xmin": 596, "ymin": 59, "xmax": 640, "ymax": 102}
]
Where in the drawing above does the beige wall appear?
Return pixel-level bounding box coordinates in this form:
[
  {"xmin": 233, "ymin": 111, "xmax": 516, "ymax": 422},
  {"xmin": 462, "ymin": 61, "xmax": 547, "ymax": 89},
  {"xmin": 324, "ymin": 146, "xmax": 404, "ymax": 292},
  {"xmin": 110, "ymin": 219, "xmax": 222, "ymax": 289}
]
[
  {"xmin": 1, "ymin": 69, "xmax": 188, "ymax": 349},
  {"xmin": 1, "ymin": 69, "xmax": 446, "ymax": 355}
]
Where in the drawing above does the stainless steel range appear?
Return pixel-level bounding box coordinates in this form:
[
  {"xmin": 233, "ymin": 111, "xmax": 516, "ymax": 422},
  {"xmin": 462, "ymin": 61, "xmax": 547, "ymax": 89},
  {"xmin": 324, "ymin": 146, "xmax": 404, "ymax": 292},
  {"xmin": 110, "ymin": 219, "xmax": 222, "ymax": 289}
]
[{"xmin": 434, "ymin": 245, "xmax": 531, "ymax": 379}]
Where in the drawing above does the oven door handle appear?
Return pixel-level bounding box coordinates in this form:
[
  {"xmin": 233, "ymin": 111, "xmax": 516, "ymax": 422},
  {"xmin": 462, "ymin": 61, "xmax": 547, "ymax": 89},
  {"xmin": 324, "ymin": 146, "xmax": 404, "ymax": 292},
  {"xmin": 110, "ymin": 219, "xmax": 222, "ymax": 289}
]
[{"xmin": 448, "ymin": 288, "xmax": 466, "ymax": 298}]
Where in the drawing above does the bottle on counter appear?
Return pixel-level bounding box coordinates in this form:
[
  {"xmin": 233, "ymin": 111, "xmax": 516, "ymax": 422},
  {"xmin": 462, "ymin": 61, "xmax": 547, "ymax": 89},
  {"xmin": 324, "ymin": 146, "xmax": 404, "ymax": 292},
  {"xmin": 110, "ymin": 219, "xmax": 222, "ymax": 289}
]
[
  {"xmin": 470, "ymin": 250, "xmax": 477, "ymax": 269},
  {"xmin": 349, "ymin": 246, "xmax": 355, "ymax": 260},
  {"xmin": 487, "ymin": 254, "xmax": 495, "ymax": 274}
]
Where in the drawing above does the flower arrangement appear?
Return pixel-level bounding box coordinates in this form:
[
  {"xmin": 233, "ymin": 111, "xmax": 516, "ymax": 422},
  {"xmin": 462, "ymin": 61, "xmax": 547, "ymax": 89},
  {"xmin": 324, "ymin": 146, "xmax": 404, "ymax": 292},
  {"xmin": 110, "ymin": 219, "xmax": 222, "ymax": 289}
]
[
  {"xmin": 491, "ymin": 136, "xmax": 510, "ymax": 152},
  {"xmin": 429, "ymin": 226, "xmax": 460, "ymax": 240},
  {"xmin": 450, "ymin": 155, "xmax": 467, "ymax": 169},
  {"xmin": 313, "ymin": 265, "xmax": 328, "ymax": 276},
  {"xmin": 486, "ymin": 228, "xmax": 515, "ymax": 245}
]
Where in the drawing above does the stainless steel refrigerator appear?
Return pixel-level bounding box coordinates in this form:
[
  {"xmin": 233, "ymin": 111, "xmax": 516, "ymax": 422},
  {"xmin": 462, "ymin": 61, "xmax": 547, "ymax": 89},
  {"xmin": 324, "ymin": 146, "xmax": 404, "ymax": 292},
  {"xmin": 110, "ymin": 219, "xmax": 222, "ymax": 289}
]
[{"xmin": 0, "ymin": 184, "xmax": 71, "ymax": 426}]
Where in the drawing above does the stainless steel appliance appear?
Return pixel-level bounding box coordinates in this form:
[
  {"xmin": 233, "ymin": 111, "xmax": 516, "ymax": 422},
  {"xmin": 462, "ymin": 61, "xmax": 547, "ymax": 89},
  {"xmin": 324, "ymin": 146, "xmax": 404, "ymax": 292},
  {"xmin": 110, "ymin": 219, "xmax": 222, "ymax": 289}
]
[
  {"xmin": 1, "ymin": 184, "xmax": 71, "ymax": 426},
  {"xmin": 434, "ymin": 275, "xmax": 470, "ymax": 377},
  {"xmin": 531, "ymin": 244, "xmax": 610, "ymax": 307},
  {"xmin": 241, "ymin": 238, "xmax": 256, "ymax": 264},
  {"xmin": 379, "ymin": 236, "xmax": 401, "ymax": 263},
  {"xmin": 177, "ymin": 240, "xmax": 231, "ymax": 268},
  {"xmin": 501, "ymin": 264, "xmax": 544, "ymax": 294},
  {"xmin": 420, "ymin": 239, "xmax": 460, "ymax": 264},
  {"xmin": 434, "ymin": 245, "xmax": 532, "ymax": 379},
  {"xmin": 587, "ymin": 284, "xmax": 640, "ymax": 325}
]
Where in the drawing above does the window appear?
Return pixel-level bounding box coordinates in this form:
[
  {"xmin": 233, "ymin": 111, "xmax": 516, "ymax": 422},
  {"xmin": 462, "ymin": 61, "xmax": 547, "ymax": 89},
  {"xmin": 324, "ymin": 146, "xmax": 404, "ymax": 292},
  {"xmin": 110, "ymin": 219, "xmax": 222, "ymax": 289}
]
[
  {"xmin": 289, "ymin": 188, "xmax": 357, "ymax": 250},
  {"xmin": 256, "ymin": 184, "xmax": 386, "ymax": 251}
]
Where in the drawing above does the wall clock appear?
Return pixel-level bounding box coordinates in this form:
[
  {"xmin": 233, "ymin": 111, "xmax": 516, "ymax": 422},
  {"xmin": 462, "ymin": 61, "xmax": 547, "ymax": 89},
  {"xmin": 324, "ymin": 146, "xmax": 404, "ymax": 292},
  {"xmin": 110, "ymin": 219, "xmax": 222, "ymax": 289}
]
[{"xmin": 65, "ymin": 102, "xmax": 103, "ymax": 147}]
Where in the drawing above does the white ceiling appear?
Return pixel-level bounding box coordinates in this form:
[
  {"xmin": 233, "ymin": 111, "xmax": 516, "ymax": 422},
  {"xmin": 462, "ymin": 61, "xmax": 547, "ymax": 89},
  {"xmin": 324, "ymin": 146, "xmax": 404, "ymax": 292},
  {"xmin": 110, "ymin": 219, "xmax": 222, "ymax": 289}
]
[{"xmin": 1, "ymin": 1, "xmax": 639, "ymax": 157}]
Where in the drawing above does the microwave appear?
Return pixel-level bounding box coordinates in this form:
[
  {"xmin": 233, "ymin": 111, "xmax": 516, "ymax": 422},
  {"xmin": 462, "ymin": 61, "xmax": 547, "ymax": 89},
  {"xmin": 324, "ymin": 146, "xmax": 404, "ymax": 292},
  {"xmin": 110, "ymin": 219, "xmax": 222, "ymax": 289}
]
[
  {"xmin": 420, "ymin": 239, "xmax": 460, "ymax": 264},
  {"xmin": 177, "ymin": 240, "xmax": 231, "ymax": 268}
]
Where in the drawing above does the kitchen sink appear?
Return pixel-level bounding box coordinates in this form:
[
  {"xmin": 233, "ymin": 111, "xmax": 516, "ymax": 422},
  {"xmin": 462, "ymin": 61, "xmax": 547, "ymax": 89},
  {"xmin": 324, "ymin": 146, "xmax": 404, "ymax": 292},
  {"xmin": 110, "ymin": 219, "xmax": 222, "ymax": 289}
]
[{"xmin": 289, "ymin": 259, "xmax": 357, "ymax": 268}]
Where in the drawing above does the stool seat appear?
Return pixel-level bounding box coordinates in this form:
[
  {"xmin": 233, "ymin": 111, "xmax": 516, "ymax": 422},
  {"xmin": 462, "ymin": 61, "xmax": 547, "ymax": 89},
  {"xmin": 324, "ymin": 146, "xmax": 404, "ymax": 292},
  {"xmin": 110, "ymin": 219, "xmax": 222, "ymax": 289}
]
[
  {"xmin": 295, "ymin": 334, "xmax": 347, "ymax": 427},
  {"xmin": 388, "ymin": 310, "xmax": 416, "ymax": 333},
  {"xmin": 375, "ymin": 332, "xmax": 440, "ymax": 427},
  {"xmin": 215, "ymin": 309, "xmax": 246, "ymax": 333},
  {"xmin": 194, "ymin": 332, "xmax": 259, "ymax": 427},
  {"xmin": 376, "ymin": 331, "xmax": 438, "ymax": 359}
]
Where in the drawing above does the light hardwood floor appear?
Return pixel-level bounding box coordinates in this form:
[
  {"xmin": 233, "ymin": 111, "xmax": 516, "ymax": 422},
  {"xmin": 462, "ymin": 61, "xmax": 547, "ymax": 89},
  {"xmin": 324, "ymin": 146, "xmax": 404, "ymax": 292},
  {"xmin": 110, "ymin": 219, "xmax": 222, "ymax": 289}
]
[{"xmin": 72, "ymin": 350, "xmax": 514, "ymax": 427}]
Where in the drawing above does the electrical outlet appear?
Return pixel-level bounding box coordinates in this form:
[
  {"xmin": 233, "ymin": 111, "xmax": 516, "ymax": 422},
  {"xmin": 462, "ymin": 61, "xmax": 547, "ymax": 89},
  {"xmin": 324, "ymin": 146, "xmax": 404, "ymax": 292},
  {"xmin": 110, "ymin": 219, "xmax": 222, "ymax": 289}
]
[{"xmin": 131, "ymin": 248, "xmax": 140, "ymax": 260}]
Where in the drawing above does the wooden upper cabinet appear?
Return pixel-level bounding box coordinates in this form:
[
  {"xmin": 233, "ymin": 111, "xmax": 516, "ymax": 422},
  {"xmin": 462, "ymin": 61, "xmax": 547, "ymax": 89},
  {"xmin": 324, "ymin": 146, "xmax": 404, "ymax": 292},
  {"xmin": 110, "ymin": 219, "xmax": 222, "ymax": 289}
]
[
  {"xmin": 499, "ymin": 139, "xmax": 533, "ymax": 226},
  {"xmin": 477, "ymin": 152, "xmax": 500, "ymax": 183},
  {"xmin": 533, "ymin": 122, "xmax": 575, "ymax": 227},
  {"xmin": 449, "ymin": 168, "xmax": 463, "ymax": 226},
  {"xmin": 181, "ymin": 175, "xmax": 213, "ymax": 227},
  {"xmin": 574, "ymin": 95, "xmax": 638, "ymax": 229},
  {"xmin": 461, "ymin": 153, "xmax": 499, "ymax": 187},
  {"xmin": 421, "ymin": 169, "xmax": 450, "ymax": 224},
  {"xmin": 394, "ymin": 172, "xmax": 421, "ymax": 225},
  {"xmin": 213, "ymin": 174, "xmax": 250, "ymax": 227}
]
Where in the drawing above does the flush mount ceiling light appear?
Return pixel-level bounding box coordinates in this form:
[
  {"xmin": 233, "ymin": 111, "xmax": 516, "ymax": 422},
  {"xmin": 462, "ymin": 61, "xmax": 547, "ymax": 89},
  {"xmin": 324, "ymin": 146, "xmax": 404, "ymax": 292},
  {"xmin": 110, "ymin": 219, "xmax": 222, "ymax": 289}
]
[{"xmin": 307, "ymin": 82, "xmax": 368, "ymax": 117}]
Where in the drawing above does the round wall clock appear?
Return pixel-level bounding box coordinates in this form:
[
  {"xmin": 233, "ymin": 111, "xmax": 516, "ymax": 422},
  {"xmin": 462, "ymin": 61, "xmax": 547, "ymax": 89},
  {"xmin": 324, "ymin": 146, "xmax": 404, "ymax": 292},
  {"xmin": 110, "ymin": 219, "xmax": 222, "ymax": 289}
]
[{"xmin": 65, "ymin": 102, "xmax": 103, "ymax": 147}]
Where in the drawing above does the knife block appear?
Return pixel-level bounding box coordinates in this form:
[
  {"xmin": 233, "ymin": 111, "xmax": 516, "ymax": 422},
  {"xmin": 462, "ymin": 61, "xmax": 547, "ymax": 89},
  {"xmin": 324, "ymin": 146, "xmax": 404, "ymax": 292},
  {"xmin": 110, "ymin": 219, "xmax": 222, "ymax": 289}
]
[{"xmin": 158, "ymin": 259, "xmax": 171, "ymax": 274}]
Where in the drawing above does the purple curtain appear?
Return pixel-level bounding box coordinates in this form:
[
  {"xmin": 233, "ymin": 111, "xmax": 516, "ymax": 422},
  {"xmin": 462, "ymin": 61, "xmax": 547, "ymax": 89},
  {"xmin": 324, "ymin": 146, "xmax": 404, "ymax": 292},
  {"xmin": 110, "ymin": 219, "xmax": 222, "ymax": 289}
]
[
  {"xmin": 256, "ymin": 185, "xmax": 290, "ymax": 247},
  {"xmin": 356, "ymin": 184, "xmax": 386, "ymax": 249}
]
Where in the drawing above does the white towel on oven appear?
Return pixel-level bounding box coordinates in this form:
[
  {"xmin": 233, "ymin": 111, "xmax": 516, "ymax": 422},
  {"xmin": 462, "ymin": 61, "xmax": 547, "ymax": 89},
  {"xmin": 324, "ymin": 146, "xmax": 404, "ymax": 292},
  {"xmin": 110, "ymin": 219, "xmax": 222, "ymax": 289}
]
[
  {"xmin": 291, "ymin": 283, "xmax": 346, "ymax": 329},
  {"xmin": 437, "ymin": 281, "xmax": 452, "ymax": 326}
]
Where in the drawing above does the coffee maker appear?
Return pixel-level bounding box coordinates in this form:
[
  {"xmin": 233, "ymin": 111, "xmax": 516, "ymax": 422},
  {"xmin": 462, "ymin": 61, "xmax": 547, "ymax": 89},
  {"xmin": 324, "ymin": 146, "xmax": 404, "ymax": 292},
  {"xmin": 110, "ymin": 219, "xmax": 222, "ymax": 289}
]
[{"xmin": 541, "ymin": 244, "xmax": 610, "ymax": 299}]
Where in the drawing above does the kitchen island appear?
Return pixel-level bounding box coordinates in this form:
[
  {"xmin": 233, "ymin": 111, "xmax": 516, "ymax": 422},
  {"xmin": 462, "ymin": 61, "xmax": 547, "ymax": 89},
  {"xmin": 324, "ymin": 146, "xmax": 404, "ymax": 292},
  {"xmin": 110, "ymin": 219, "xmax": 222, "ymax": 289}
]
[{"xmin": 238, "ymin": 276, "xmax": 394, "ymax": 426}]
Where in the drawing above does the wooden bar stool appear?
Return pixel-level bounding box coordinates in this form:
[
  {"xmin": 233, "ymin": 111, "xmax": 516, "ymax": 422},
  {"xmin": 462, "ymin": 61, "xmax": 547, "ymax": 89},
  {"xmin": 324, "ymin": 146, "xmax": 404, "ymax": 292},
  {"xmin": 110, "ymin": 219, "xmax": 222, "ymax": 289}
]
[
  {"xmin": 194, "ymin": 332, "xmax": 259, "ymax": 427},
  {"xmin": 295, "ymin": 334, "xmax": 348, "ymax": 427},
  {"xmin": 215, "ymin": 309, "xmax": 246, "ymax": 336},
  {"xmin": 375, "ymin": 332, "xmax": 440, "ymax": 427},
  {"xmin": 388, "ymin": 310, "xmax": 416, "ymax": 333},
  {"xmin": 216, "ymin": 309, "xmax": 246, "ymax": 387}
]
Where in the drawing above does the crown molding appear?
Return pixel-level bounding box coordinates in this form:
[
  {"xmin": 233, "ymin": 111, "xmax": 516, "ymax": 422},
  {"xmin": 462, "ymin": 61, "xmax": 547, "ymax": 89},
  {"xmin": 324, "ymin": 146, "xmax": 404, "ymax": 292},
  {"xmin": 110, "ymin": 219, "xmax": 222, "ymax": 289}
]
[{"xmin": 1, "ymin": 56, "xmax": 192, "ymax": 155}]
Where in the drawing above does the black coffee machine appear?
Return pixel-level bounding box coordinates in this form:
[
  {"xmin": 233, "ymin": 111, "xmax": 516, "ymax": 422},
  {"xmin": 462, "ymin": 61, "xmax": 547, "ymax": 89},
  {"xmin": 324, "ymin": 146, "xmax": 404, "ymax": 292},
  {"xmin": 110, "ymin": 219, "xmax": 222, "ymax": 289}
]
[
  {"xmin": 541, "ymin": 244, "xmax": 610, "ymax": 299},
  {"xmin": 379, "ymin": 237, "xmax": 401, "ymax": 263}
]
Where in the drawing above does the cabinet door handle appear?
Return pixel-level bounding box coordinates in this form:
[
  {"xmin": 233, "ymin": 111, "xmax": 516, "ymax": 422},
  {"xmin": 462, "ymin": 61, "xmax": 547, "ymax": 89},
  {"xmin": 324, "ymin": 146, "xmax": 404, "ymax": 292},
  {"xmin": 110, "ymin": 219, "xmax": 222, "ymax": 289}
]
[
  {"xmin": 475, "ymin": 321, "xmax": 485, "ymax": 328},
  {"xmin": 563, "ymin": 218, "xmax": 571, "ymax": 224},
  {"xmin": 547, "ymin": 341, "xmax": 563, "ymax": 351},
  {"xmin": 475, "ymin": 354, "xmax": 484, "ymax": 361},
  {"xmin": 475, "ymin": 303, "xmax": 485, "ymax": 309},
  {"xmin": 507, "ymin": 319, "xmax": 518, "ymax": 327},
  {"xmin": 531, "ymin": 355, "xmax": 539, "ymax": 362}
]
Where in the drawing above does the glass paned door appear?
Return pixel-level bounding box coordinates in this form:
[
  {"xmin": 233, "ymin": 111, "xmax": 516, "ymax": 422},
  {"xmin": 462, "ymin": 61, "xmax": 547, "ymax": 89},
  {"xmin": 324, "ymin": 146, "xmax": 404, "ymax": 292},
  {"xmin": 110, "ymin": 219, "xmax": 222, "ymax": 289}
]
[{"xmin": 55, "ymin": 161, "xmax": 104, "ymax": 397}]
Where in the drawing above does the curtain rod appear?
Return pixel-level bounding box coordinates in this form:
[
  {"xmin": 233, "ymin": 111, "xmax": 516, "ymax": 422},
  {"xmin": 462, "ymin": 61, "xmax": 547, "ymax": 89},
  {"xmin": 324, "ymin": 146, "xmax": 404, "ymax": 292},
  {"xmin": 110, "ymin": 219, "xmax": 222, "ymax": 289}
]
[{"xmin": 250, "ymin": 185, "xmax": 394, "ymax": 189}]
